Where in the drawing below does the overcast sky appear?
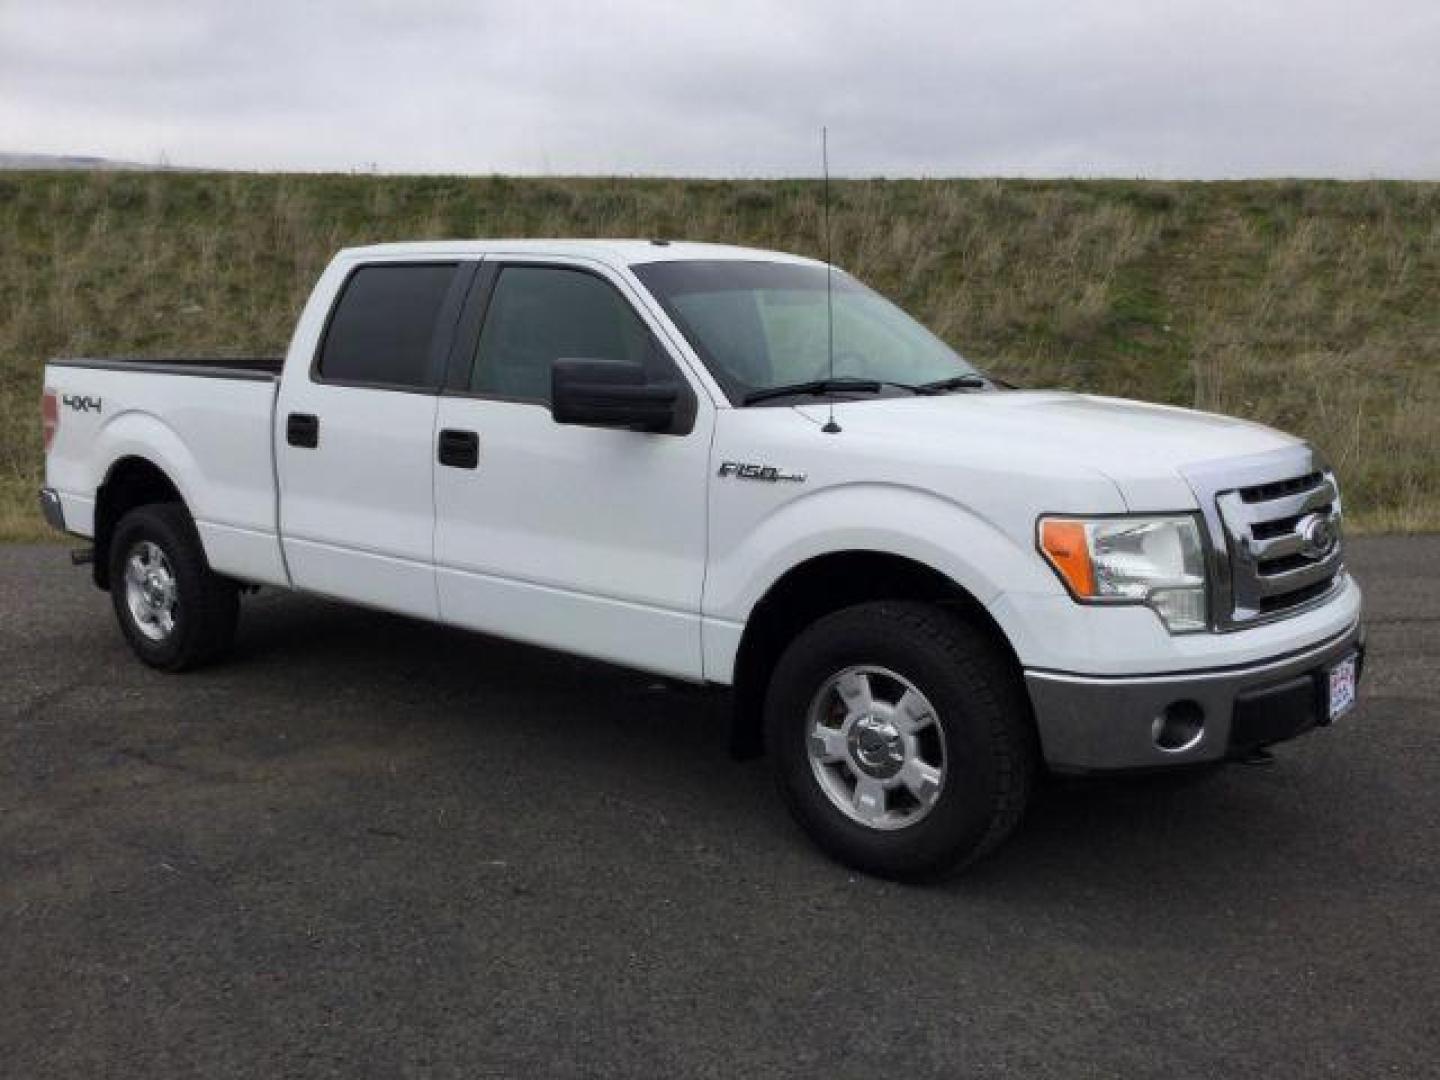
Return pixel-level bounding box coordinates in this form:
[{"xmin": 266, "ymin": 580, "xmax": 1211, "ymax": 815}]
[{"xmin": 1, "ymin": 0, "xmax": 1437, "ymax": 178}]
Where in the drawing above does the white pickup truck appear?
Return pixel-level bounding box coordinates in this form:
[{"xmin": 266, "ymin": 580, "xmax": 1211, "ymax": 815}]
[{"xmin": 40, "ymin": 240, "xmax": 1364, "ymax": 878}]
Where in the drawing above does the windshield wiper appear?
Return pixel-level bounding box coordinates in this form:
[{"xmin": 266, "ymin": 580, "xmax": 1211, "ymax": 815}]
[
  {"xmin": 743, "ymin": 378, "xmax": 884, "ymax": 405},
  {"xmin": 915, "ymin": 374, "xmax": 988, "ymax": 394},
  {"xmin": 743, "ymin": 373, "xmax": 990, "ymax": 405}
]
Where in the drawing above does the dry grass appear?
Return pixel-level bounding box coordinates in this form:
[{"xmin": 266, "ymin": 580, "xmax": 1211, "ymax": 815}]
[{"xmin": 2, "ymin": 171, "xmax": 1436, "ymax": 540}]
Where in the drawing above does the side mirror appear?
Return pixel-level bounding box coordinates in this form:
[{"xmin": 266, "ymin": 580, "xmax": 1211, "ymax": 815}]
[{"xmin": 551, "ymin": 359, "xmax": 680, "ymax": 433}]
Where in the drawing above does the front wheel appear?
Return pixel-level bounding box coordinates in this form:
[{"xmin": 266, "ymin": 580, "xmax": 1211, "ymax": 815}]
[
  {"xmin": 109, "ymin": 503, "xmax": 239, "ymax": 671},
  {"xmin": 765, "ymin": 601, "xmax": 1036, "ymax": 881}
]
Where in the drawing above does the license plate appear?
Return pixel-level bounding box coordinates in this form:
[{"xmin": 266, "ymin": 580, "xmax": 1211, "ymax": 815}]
[{"xmin": 1328, "ymin": 654, "xmax": 1358, "ymax": 721}]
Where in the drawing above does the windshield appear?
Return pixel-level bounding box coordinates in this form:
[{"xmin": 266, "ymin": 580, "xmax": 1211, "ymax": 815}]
[{"xmin": 631, "ymin": 260, "xmax": 985, "ymax": 404}]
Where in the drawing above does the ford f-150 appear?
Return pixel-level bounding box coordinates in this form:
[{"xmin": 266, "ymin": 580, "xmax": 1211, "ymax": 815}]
[{"xmin": 40, "ymin": 240, "xmax": 1365, "ymax": 878}]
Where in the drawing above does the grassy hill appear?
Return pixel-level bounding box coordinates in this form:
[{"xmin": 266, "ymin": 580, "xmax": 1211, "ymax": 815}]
[{"xmin": 2, "ymin": 170, "xmax": 1436, "ymax": 539}]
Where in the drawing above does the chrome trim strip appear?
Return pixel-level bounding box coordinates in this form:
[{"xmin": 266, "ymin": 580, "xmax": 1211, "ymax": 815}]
[
  {"xmin": 1219, "ymin": 477, "xmax": 1336, "ymax": 526},
  {"xmin": 1249, "ymin": 529, "xmax": 1306, "ymax": 561},
  {"xmin": 1254, "ymin": 551, "xmax": 1344, "ymax": 597}
]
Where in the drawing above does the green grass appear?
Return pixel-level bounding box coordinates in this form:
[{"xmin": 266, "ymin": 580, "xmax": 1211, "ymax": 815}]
[{"xmin": 3, "ymin": 171, "xmax": 1437, "ymax": 539}]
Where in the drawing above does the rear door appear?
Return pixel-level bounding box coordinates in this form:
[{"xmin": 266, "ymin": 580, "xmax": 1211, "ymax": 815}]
[
  {"xmin": 431, "ymin": 258, "xmax": 714, "ymax": 678},
  {"xmin": 276, "ymin": 259, "xmax": 475, "ymax": 618}
]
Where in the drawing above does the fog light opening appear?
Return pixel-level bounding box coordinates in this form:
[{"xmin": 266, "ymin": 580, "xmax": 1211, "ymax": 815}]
[{"xmin": 1153, "ymin": 700, "xmax": 1205, "ymax": 753}]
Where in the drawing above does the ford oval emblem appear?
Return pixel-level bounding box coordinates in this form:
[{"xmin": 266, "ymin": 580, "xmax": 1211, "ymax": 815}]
[{"xmin": 1297, "ymin": 512, "xmax": 1338, "ymax": 559}]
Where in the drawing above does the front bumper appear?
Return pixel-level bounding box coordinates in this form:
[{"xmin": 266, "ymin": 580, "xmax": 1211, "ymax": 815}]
[
  {"xmin": 38, "ymin": 487, "xmax": 67, "ymax": 532},
  {"xmin": 1025, "ymin": 619, "xmax": 1365, "ymax": 773}
]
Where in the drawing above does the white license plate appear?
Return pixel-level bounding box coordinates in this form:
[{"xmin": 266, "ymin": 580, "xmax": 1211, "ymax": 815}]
[{"xmin": 1328, "ymin": 654, "xmax": 1358, "ymax": 721}]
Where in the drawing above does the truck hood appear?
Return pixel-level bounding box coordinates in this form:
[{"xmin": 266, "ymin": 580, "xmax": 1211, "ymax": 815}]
[{"xmin": 794, "ymin": 390, "xmax": 1302, "ymax": 511}]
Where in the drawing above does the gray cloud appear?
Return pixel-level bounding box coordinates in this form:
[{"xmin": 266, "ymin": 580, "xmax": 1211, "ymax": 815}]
[{"xmin": 1, "ymin": 0, "xmax": 1436, "ymax": 177}]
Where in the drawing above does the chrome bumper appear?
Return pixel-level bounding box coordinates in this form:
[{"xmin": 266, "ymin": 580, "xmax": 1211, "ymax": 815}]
[
  {"xmin": 1025, "ymin": 620, "xmax": 1365, "ymax": 773},
  {"xmin": 38, "ymin": 487, "xmax": 67, "ymax": 532}
]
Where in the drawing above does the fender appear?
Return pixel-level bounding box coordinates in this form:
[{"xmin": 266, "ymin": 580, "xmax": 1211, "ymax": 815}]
[
  {"xmin": 92, "ymin": 409, "xmax": 205, "ymax": 523},
  {"xmin": 90, "ymin": 409, "xmax": 291, "ymax": 588},
  {"xmin": 701, "ymin": 481, "xmax": 1064, "ymax": 681}
]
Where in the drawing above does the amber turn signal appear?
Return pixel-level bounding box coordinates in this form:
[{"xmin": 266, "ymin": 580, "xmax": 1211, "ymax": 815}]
[{"xmin": 1038, "ymin": 518, "xmax": 1096, "ymax": 597}]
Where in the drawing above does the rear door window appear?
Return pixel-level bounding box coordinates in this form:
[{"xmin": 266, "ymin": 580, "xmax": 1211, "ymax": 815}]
[{"xmin": 318, "ymin": 263, "xmax": 459, "ymax": 389}]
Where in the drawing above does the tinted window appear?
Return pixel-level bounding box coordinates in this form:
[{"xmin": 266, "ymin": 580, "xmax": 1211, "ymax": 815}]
[
  {"xmin": 318, "ymin": 263, "xmax": 457, "ymax": 388},
  {"xmin": 471, "ymin": 266, "xmax": 663, "ymax": 402}
]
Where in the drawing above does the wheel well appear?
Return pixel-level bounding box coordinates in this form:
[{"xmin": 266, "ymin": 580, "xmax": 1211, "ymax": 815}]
[
  {"xmin": 727, "ymin": 550, "xmax": 1023, "ymax": 759},
  {"xmin": 92, "ymin": 457, "xmax": 184, "ymax": 590}
]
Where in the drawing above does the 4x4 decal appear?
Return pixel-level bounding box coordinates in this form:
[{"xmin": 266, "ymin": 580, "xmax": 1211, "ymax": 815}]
[{"xmin": 62, "ymin": 393, "xmax": 102, "ymax": 413}]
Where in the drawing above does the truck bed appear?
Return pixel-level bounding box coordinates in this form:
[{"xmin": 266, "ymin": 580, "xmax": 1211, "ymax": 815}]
[{"xmin": 43, "ymin": 354, "xmax": 289, "ymax": 587}]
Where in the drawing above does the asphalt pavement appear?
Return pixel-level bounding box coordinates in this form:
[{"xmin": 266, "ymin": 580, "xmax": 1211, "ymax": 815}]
[{"xmin": 2, "ymin": 537, "xmax": 1437, "ymax": 1078}]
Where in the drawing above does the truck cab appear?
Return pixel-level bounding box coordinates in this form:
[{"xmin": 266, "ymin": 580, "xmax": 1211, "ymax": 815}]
[{"xmin": 40, "ymin": 239, "xmax": 1364, "ymax": 879}]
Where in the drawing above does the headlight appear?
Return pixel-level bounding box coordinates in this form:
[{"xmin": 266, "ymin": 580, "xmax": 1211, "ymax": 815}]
[{"xmin": 1038, "ymin": 515, "xmax": 1208, "ymax": 633}]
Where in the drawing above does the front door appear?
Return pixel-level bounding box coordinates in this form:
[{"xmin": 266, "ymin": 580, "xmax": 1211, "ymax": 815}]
[{"xmin": 432, "ymin": 259, "xmax": 713, "ymax": 677}]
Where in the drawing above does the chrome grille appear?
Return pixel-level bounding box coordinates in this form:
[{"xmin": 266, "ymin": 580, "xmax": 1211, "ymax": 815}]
[{"xmin": 1182, "ymin": 445, "xmax": 1346, "ymax": 630}]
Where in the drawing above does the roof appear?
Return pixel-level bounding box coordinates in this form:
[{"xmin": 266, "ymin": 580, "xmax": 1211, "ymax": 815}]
[{"xmin": 336, "ymin": 238, "xmax": 825, "ymax": 268}]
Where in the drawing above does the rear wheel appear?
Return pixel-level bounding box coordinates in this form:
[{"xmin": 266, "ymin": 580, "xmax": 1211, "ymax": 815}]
[
  {"xmin": 765, "ymin": 601, "xmax": 1036, "ymax": 880},
  {"xmin": 109, "ymin": 503, "xmax": 239, "ymax": 671}
]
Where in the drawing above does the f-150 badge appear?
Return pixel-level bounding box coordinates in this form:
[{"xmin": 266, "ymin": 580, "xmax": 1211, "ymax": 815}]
[{"xmin": 718, "ymin": 461, "xmax": 806, "ymax": 483}]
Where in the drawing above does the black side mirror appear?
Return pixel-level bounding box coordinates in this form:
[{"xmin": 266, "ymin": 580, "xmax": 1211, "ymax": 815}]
[{"xmin": 551, "ymin": 359, "xmax": 680, "ymax": 433}]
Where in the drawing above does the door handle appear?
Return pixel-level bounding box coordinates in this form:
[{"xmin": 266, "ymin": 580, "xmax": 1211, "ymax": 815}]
[
  {"xmin": 287, "ymin": 412, "xmax": 319, "ymax": 448},
  {"xmin": 437, "ymin": 428, "xmax": 479, "ymax": 469}
]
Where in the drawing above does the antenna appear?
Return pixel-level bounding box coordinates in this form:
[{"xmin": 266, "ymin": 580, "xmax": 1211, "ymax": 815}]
[{"xmin": 820, "ymin": 126, "xmax": 841, "ymax": 434}]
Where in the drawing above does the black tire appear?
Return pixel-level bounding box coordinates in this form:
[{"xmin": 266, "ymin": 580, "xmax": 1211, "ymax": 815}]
[
  {"xmin": 108, "ymin": 502, "xmax": 239, "ymax": 671},
  {"xmin": 764, "ymin": 601, "xmax": 1036, "ymax": 881}
]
